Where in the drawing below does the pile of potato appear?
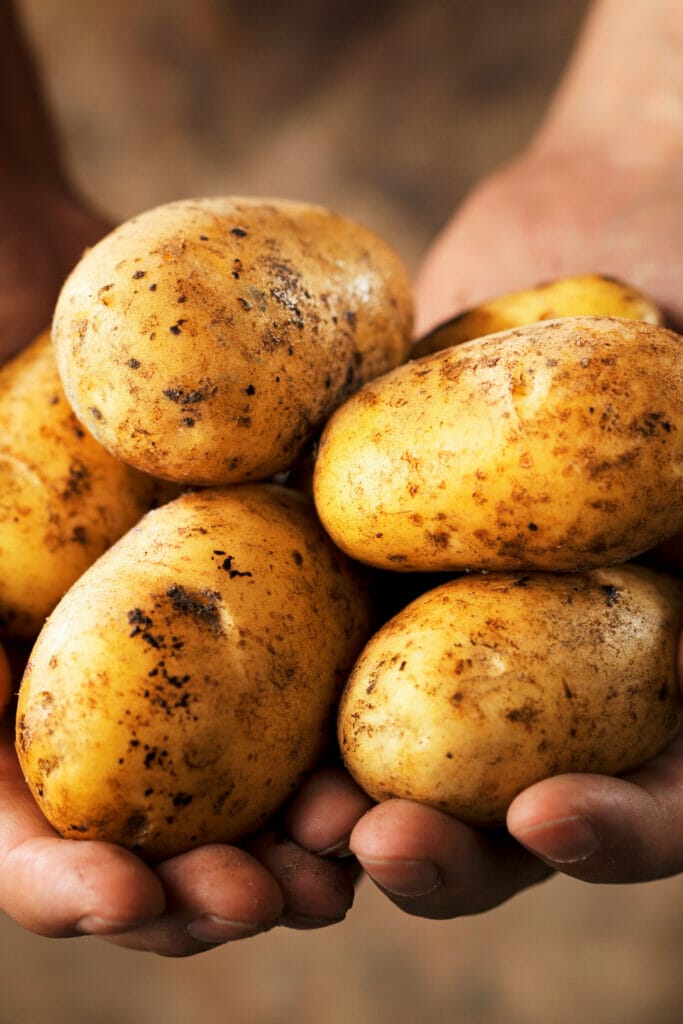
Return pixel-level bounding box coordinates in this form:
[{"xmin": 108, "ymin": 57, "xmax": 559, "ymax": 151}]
[{"xmin": 3, "ymin": 196, "xmax": 682, "ymax": 856}]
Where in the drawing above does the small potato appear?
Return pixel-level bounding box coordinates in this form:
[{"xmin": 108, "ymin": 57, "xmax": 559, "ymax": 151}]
[
  {"xmin": 0, "ymin": 331, "xmax": 174, "ymax": 638},
  {"xmin": 52, "ymin": 197, "xmax": 413, "ymax": 485},
  {"xmin": 412, "ymin": 273, "xmax": 664, "ymax": 358},
  {"xmin": 338, "ymin": 566, "xmax": 683, "ymax": 826},
  {"xmin": 314, "ymin": 316, "xmax": 683, "ymax": 572},
  {"xmin": 16, "ymin": 485, "xmax": 372, "ymax": 860}
]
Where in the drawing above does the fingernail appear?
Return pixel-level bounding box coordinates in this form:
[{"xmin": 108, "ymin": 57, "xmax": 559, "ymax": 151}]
[
  {"xmin": 75, "ymin": 915, "xmax": 147, "ymax": 936},
  {"xmin": 515, "ymin": 816, "xmax": 600, "ymax": 864},
  {"xmin": 357, "ymin": 857, "xmax": 440, "ymax": 897},
  {"xmin": 315, "ymin": 838, "xmax": 353, "ymax": 858},
  {"xmin": 186, "ymin": 916, "xmax": 266, "ymax": 944}
]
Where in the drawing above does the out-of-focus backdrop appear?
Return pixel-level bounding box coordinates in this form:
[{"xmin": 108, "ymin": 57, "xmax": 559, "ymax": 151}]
[{"xmin": 5, "ymin": 1, "xmax": 683, "ymax": 1021}]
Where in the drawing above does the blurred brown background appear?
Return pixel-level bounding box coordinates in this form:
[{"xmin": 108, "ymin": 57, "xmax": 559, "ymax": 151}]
[{"xmin": 4, "ymin": 1, "xmax": 683, "ymax": 1021}]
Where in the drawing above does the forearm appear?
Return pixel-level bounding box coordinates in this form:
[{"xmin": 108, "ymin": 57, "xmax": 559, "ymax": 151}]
[
  {"xmin": 0, "ymin": 1, "xmax": 66, "ymax": 185},
  {"xmin": 533, "ymin": 0, "xmax": 683, "ymax": 164}
]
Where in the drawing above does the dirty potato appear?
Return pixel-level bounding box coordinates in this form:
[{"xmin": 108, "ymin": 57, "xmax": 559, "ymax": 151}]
[
  {"xmin": 314, "ymin": 316, "xmax": 683, "ymax": 572},
  {"xmin": 338, "ymin": 565, "xmax": 683, "ymax": 826},
  {"xmin": 16, "ymin": 485, "xmax": 372, "ymax": 860},
  {"xmin": 0, "ymin": 330, "xmax": 174, "ymax": 638},
  {"xmin": 52, "ymin": 197, "xmax": 414, "ymax": 486}
]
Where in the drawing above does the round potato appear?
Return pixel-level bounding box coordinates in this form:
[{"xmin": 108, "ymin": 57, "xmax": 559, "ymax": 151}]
[
  {"xmin": 16, "ymin": 485, "xmax": 372, "ymax": 860},
  {"xmin": 314, "ymin": 316, "xmax": 683, "ymax": 571},
  {"xmin": 0, "ymin": 330, "xmax": 174, "ymax": 638},
  {"xmin": 338, "ymin": 565, "xmax": 683, "ymax": 826},
  {"xmin": 52, "ymin": 197, "xmax": 414, "ymax": 486}
]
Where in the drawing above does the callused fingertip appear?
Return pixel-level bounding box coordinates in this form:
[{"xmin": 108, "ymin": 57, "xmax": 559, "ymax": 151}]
[
  {"xmin": 356, "ymin": 857, "xmax": 441, "ymax": 897},
  {"xmin": 511, "ymin": 815, "xmax": 600, "ymax": 865}
]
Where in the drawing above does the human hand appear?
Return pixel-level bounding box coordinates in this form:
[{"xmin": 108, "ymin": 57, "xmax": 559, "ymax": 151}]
[
  {"xmin": 414, "ymin": 147, "xmax": 683, "ymax": 338},
  {"xmin": 0, "ymin": 171, "xmax": 365, "ymax": 954},
  {"xmin": 326, "ymin": 139, "xmax": 683, "ymax": 917},
  {"xmin": 0, "ymin": 695, "xmax": 363, "ymax": 955}
]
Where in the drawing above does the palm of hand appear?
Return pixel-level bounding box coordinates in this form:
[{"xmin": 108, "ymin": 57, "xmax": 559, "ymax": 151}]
[{"xmin": 415, "ymin": 151, "xmax": 683, "ymax": 334}]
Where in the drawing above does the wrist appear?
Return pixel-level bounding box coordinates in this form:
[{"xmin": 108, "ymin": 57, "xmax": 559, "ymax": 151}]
[{"xmin": 530, "ymin": 0, "xmax": 683, "ymax": 170}]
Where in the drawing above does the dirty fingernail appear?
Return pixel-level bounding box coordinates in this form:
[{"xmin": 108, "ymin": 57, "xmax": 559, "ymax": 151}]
[
  {"xmin": 316, "ymin": 838, "xmax": 353, "ymax": 858},
  {"xmin": 75, "ymin": 915, "xmax": 147, "ymax": 935},
  {"xmin": 515, "ymin": 816, "xmax": 600, "ymax": 864},
  {"xmin": 357, "ymin": 857, "xmax": 440, "ymax": 897}
]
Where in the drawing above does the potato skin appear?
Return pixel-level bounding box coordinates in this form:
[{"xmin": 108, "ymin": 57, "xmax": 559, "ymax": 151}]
[
  {"xmin": 52, "ymin": 197, "xmax": 414, "ymax": 485},
  {"xmin": 16, "ymin": 485, "xmax": 372, "ymax": 860},
  {"xmin": 338, "ymin": 566, "xmax": 683, "ymax": 826},
  {"xmin": 314, "ymin": 316, "xmax": 683, "ymax": 571},
  {"xmin": 0, "ymin": 331, "xmax": 174, "ymax": 638}
]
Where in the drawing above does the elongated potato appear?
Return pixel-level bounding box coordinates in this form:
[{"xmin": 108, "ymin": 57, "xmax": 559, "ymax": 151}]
[
  {"xmin": 0, "ymin": 331, "xmax": 174, "ymax": 638},
  {"xmin": 412, "ymin": 273, "xmax": 664, "ymax": 358},
  {"xmin": 52, "ymin": 197, "xmax": 413, "ymax": 485},
  {"xmin": 16, "ymin": 485, "xmax": 372, "ymax": 860},
  {"xmin": 338, "ymin": 566, "xmax": 683, "ymax": 826},
  {"xmin": 314, "ymin": 316, "xmax": 683, "ymax": 572}
]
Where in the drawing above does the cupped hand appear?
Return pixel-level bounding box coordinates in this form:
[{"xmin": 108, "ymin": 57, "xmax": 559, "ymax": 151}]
[
  {"xmin": 291, "ymin": 143, "xmax": 683, "ymax": 920},
  {"xmin": 0, "ymin": 176, "xmax": 368, "ymax": 955},
  {"xmin": 0, "ymin": 709, "xmax": 367, "ymax": 955}
]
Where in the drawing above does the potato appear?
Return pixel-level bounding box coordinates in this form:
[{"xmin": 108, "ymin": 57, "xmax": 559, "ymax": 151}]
[
  {"xmin": 0, "ymin": 330, "xmax": 175, "ymax": 638},
  {"xmin": 338, "ymin": 565, "xmax": 683, "ymax": 826},
  {"xmin": 16, "ymin": 485, "xmax": 372, "ymax": 860},
  {"xmin": 314, "ymin": 316, "xmax": 683, "ymax": 571},
  {"xmin": 412, "ymin": 273, "xmax": 664, "ymax": 359},
  {"xmin": 52, "ymin": 197, "xmax": 414, "ymax": 486}
]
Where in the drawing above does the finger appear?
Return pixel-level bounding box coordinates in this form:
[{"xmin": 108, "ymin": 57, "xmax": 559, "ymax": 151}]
[
  {"xmin": 350, "ymin": 799, "xmax": 550, "ymax": 919},
  {"xmin": 0, "ymin": 735, "xmax": 165, "ymax": 936},
  {"xmin": 284, "ymin": 766, "xmax": 374, "ymax": 857},
  {"xmin": 105, "ymin": 844, "xmax": 285, "ymax": 957},
  {"xmin": 248, "ymin": 830, "xmax": 358, "ymax": 929},
  {"xmin": 507, "ymin": 730, "xmax": 683, "ymax": 884}
]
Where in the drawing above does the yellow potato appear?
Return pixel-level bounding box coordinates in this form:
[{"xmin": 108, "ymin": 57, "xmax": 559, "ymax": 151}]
[
  {"xmin": 314, "ymin": 316, "xmax": 683, "ymax": 572},
  {"xmin": 52, "ymin": 197, "xmax": 414, "ymax": 486},
  {"xmin": 0, "ymin": 331, "xmax": 175, "ymax": 638},
  {"xmin": 338, "ymin": 566, "xmax": 683, "ymax": 826},
  {"xmin": 16, "ymin": 485, "xmax": 372, "ymax": 860},
  {"xmin": 412, "ymin": 273, "xmax": 664, "ymax": 358}
]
